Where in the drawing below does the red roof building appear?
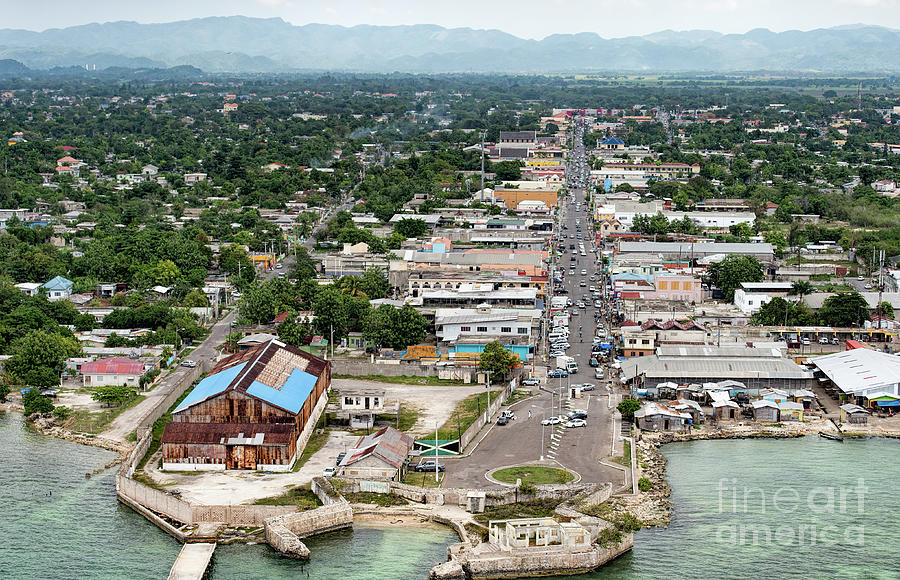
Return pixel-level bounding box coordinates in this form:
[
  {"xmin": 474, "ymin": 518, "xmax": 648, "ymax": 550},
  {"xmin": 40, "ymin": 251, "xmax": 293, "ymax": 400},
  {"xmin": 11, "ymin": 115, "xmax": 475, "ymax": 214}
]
[{"xmin": 81, "ymin": 357, "xmax": 145, "ymax": 388}]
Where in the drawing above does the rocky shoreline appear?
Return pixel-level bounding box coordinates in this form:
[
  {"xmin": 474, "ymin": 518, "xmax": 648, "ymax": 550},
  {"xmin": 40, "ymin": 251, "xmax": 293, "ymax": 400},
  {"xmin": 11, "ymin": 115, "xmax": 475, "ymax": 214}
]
[{"xmin": 2, "ymin": 403, "xmax": 131, "ymax": 457}]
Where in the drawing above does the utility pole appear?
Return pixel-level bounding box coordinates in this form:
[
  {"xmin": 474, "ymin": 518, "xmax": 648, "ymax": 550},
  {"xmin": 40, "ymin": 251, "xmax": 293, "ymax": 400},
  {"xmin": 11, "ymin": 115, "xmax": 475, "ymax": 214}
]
[
  {"xmin": 485, "ymin": 370, "xmax": 492, "ymax": 420},
  {"xmin": 480, "ymin": 129, "xmax": 486, "ymax": 202}
]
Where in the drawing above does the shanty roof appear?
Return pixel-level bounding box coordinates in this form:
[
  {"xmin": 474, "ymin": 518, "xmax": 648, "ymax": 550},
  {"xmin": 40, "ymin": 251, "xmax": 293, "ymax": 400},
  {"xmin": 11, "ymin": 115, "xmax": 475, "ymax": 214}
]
[
  {"xmin": 634, "ymin": 402, "xmax": 691, "ymax": 420},
  {"xmin": 161, "ymin": 422, "xmax": 295, "ymax": 446},
  {"xmin": 80, "ymin": 357, "xmax": 143, "ymax": 375},
  {"xmin": 340, "ymin": 426, "xmax": 413, "ymax": 470},
  {"xmin": 840, "ymin": 403, "xmax": 869, "ymax": 414},
  {"xmin": 173, "ymin": 339, "xmax": 328, "ymax": 415},
  {"xmin": 752, "ymin": 400, "xmax": 780, "ymax": 409}
]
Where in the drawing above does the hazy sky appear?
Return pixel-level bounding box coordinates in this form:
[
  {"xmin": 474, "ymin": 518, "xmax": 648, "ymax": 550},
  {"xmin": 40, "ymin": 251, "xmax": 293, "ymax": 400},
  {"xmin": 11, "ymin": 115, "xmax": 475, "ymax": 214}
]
[{"xmin": 5, "ymin": 0, "xmax": 900, "ymax": 39}]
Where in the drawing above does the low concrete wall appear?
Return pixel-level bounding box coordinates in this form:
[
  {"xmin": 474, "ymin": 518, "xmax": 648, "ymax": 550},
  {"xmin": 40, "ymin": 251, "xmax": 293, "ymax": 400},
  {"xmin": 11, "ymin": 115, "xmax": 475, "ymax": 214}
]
[
  {"xmin": 332, "ymin": 360, "xmax": 475, "ymax": 382},
  {"xmin": 191, "ymin": 505, "xmax": 296, "ymax": 527},
  {"xmin": 118, "ymin": 474, "xmax": 194, "ymax": 523},
  {"xmin": 458, "ymin": 383, "xmax": 512, "ymax": 452}
]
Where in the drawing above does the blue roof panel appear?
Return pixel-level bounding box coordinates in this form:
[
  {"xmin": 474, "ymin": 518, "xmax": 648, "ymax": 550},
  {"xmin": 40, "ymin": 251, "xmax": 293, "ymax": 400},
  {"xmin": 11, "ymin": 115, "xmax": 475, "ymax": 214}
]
[
  {"xmin": 174, "ymin": 361, "xmax": 247, "ymax": 414},
  {"xmin": 246, "ymin": 368, "xmax": 316, "ymax": 414},
  {"xmin": 42, "ymin": 275, "xmax": 74, "ymax": 290}
]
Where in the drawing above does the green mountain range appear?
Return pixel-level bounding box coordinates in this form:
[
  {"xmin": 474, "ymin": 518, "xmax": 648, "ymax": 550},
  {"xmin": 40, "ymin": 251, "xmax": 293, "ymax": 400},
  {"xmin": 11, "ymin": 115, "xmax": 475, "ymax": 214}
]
[{"xmin": 0, "ymin": 17, "xmax": 898, "ymax": 73}]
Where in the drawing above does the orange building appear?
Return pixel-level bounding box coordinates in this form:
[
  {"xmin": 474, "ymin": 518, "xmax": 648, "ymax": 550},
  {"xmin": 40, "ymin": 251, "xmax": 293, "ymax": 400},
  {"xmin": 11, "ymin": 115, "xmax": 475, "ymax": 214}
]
[{"xmin": 493, "ymin": 188, "xmax": 559, "ymax": 210}]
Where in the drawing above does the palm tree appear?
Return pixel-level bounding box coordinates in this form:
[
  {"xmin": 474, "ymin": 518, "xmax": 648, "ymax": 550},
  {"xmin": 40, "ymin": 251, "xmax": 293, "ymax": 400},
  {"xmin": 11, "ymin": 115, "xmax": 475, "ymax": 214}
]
[
  {"xmin": 339, "ymin": 276, "xmax": 367, "ymax": 298},
  {"xmin": 789, "ymin": 280, "xmax": 814, "ymax": 303}
]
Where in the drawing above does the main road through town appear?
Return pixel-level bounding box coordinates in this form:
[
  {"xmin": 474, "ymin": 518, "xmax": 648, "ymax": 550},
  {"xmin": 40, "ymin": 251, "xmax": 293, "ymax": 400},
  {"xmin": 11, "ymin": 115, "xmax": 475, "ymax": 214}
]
[{"xmin": 442, "ymin": 118, "xmax": 628, "ymax": 490}]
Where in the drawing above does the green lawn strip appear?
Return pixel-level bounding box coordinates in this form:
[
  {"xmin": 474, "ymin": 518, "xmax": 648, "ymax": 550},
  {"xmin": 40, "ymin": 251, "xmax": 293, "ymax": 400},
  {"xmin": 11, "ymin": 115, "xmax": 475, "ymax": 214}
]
[
  {"xmin": 291, "ymin": 418, "xmax": 329, "ymax": 472},
  {"xmin": 435, "ymin": 390, "xmax": 501, "ymax": 441},
  {"xmin": 492, "ymin": 466, "xmax": 574, "ymax": 485},
  {"xmin": 343, "ymin": 492, "xmax": 408, "ymax": 506},
  {"xmin": 252, "ymin": 484, "xmax": 322, "ymax": 510},
  {"xmin": 401, "ymin": 471, "xmax": 444, "ymax": 488},
  {"xmin": 375, "ymin": 405, "xmax": 420, "ymax": 432}
]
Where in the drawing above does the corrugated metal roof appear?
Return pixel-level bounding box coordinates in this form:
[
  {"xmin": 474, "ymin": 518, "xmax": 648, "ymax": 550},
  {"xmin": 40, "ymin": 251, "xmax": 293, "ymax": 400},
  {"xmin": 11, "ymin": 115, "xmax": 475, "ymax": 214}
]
[
  {"xmin": 811, "ymin": 349, "xmax": 900, "ymax": 395},
  {"xmin": 161, "ymin": 421, "xmax": 294, "ymax": 446},
  {"xmin": 174, "ymin": 340, "xmax": 329, "ymax": 415},
  {"xmin": 617, "ymin": 241, "xmax": 773, "ymax": 256},
  {"xmin": 174, "ymin": 361, "xmax": 248, "ymax": 414},
  {"xmin": 340, "ymin": 426, "xmax": 413, "ymax": 470},
  {"xmin": 80, "ymin": 357, "xmax": 143, "ymax": 375}
]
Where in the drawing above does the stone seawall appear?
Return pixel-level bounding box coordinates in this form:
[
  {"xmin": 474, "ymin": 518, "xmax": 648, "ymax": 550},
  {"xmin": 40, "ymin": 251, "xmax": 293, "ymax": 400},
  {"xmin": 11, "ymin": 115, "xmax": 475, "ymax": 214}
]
[
  {"xmin": 264, "ymin": 502, "xmax": 354, "ymax": 559},
  {"xmin": 431, "ymin": 535, "xmax": 634, "ymax": 580}
]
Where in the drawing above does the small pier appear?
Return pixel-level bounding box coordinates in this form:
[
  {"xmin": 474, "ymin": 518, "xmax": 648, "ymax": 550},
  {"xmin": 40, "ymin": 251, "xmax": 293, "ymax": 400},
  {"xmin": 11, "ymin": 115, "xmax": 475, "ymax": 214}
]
[{"xmin": 168, "ymin": 543, "xmax": 216, "ymax": 580}]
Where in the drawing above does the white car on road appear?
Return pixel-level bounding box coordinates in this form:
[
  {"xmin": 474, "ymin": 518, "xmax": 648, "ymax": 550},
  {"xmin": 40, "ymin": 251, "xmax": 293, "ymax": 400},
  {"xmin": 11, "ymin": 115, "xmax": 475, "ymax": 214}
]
[
  {"xmin": 565, "ymin": 419, "xmax": 587, "ymax": 428},
  {"xmin": 541, "ymin": 416, "xmax": 564, "ymax": 426}
]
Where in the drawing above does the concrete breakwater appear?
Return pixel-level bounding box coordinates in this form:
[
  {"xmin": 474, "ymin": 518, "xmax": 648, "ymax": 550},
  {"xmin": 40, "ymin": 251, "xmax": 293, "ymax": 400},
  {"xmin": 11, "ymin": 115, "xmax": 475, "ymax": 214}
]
[
  {"xmin": 263, "ymin": 477, "xmax": 354, "ymax": 559},
  {"xmin": 431, "ymin": 537, "xmax": 634, "ymax": 580}
]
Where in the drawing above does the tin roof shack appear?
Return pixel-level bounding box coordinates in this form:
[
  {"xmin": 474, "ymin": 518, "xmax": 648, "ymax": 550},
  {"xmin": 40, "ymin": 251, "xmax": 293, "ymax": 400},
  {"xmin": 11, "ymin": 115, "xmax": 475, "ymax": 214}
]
[
  {"xmin": 669, "ymin": 398, "xmax": 703, "ymax": 424},
  {"xmin": 339, "ymin": 426, "xmax": 413, "ymax": 480},
  {"xmin": 161, "ymin": 339, "xmax": 330, "ymax": 472},
  {"xmin": 712, "ymin": 399, "xmax": 740, "ymax": 422},
  {"xmin": 777, "ymin": 401, "xmax": 804, "ymax": 421},
  {"xmin": 840, "ymin": 404, "xmax": 869, "ymax": 425},
  {"xmin": 634, "ymin": 402, "xmax": 691, "ymax": 432},
  {"xmin": 751, "ymin": 399, "xmax": 780, "ymax": 422}
]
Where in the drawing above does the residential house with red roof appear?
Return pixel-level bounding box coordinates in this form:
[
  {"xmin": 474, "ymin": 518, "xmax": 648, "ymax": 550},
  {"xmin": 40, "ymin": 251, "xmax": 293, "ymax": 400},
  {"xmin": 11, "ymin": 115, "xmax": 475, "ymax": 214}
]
[{"xmin": 81, "ymin": 357, "xmax": 145, "ymax": 387}]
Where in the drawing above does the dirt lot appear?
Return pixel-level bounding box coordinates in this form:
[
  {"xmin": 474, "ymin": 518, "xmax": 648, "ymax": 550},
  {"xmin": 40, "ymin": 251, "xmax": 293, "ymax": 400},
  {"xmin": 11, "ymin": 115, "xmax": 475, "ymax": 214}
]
[
  {"xmin": 144, "ymin": 430, "xmax": 360, "ymax": 505},
  {"xmin": 330, "ymin": 378, "xmax": 485, "ymax": 436}
]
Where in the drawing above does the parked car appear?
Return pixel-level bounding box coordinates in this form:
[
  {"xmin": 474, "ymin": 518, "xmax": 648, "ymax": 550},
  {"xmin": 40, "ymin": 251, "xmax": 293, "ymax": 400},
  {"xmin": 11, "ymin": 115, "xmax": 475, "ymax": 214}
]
[
  {"xmin": 595, "ymin": 369, "xmax": 604, "ymax": 379},
  {"xmin": 541, "ymin": 416, "xmax": 563, "ymax": 426},
  {"xmin": 323, "ymin": 467, "xmax": 337, "ymax": 477},
  {"xmin": 497, "ymin": 415, "xmax": 509, "ymax": 425},
  {"xmin": 565, "ymin": 419, "xmax": 587, "ymax": 428},
  {"xmin": 579, "ymin": 383, "xmax": 595, "ymax": 391},
  {"xmin": 415, "ymin": 461, "xmax": 445, "ymax": 472},
  {"xmin": 589, "ymin": 358, "xmax": 599, "ymax": 367},
  {"xmin": 336, "ymin": 452, "xmax": 346, "ymax": 465},
  {"xmin": 181, "ymin": 359, "xmax": 197, "ymax": 368},
  {"xmin": 522, "ymin": 377, "xmax": 540, "ymax": 386},
  {"xmin": 818, "ymin": 337, "xmax": 830, "ymax": 344},
  {"xmin": 548, "ymin": 369, "xmax": 569, "ymax": 378}
]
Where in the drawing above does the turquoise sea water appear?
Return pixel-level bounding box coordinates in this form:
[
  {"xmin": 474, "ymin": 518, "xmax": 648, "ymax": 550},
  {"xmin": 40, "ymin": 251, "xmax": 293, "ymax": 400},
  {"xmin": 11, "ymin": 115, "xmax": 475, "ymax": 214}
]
[{"xmin": 3, "ymin": 410, "xmax": 899, "ymax": 579}]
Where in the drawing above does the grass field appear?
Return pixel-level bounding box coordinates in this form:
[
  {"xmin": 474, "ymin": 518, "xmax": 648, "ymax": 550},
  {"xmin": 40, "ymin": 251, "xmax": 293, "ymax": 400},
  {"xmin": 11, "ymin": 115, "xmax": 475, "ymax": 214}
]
[
  {"xmin": 64, "ymin": 394, "xmax": 142, "ymax": 435},
  {"xmin": 492, "ymin": 465, "xmax": 574, "ymax": 485},
  {"xmin": 253, "ymin": 484, "xmax": 322, "ymax": 510}
]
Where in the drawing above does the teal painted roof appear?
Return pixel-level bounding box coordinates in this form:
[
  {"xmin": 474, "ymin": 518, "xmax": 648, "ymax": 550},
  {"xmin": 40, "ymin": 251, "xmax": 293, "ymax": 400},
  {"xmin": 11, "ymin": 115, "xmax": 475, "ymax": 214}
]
[
  {"xmin": 173, "ymin": 362, "xmax": 248, "ymax": 413},
  {"xmin": 42, "ymin": 275, "xmax": 73, "ymax": 291},
  {"xmin": 246, "ymin": 368, "xmax": 317, "ymax": 415}
]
